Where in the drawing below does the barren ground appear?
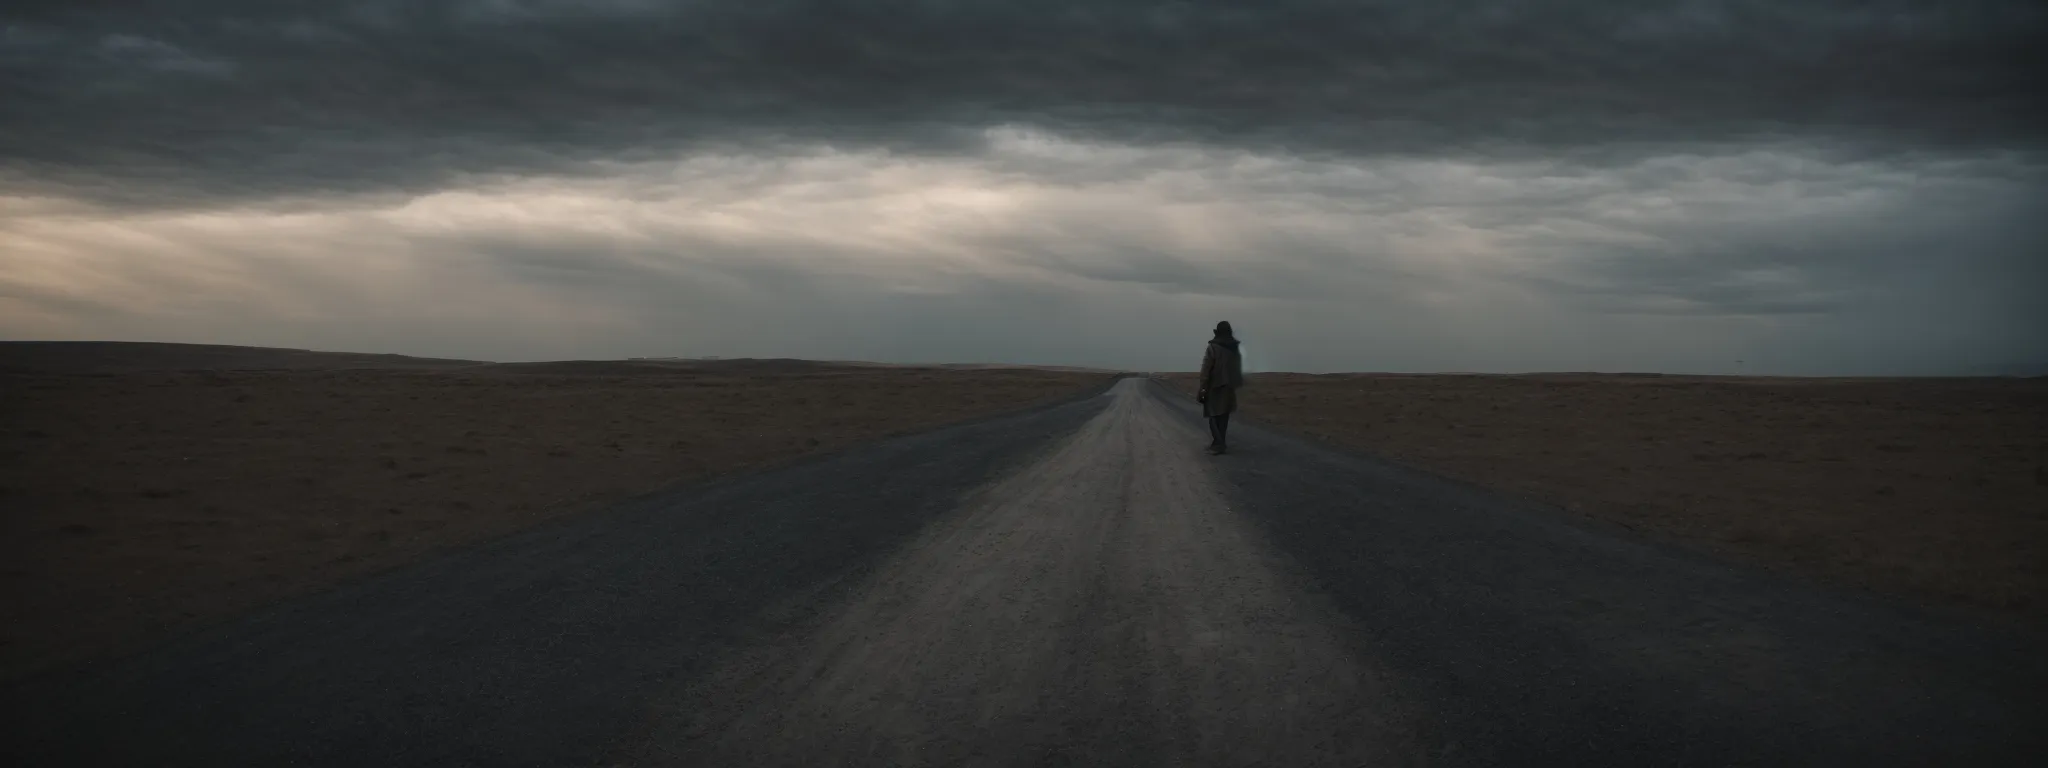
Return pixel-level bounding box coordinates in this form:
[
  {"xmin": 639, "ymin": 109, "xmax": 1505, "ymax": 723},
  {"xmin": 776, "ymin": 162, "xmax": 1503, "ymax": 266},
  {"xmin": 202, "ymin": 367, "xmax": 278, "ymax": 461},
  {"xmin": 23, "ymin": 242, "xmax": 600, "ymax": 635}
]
[
  {"xmin": 10, "ymin": 377, "xmax": 2038, "ymax": 766},
  {"xmin": 1167, "ymin": 372, "xmax": 2048, "ymax": 621},
  {"xmin": 0, "ymin": 343, "xmax": 1110, "ymax": 681}
]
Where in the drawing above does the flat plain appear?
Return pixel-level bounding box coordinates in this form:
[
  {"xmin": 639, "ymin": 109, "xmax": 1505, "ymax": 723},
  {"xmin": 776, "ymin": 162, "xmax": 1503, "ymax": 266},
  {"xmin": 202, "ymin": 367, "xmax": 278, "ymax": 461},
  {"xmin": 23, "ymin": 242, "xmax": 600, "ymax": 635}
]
[
  {"xmin": 1168, "ymin": 372, "xmax": 2048, "ymax": 622},
  {"xmin": 0, "ymin": 342, "xmax": 1111, "ymax": 681}
]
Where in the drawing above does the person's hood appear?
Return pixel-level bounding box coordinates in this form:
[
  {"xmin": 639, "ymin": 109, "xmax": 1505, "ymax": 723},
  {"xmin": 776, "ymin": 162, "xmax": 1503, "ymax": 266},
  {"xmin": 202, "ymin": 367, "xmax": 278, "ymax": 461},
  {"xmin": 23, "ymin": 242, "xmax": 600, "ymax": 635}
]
[{"xmin": 1210, "ymin": 335, "xmax": 1240, "ymax": 351}]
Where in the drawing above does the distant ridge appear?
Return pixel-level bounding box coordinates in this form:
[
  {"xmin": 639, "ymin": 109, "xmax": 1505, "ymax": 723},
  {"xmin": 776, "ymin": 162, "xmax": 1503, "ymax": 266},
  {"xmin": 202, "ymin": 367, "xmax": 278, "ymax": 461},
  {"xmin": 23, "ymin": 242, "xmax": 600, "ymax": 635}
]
[
  {"xmin": 0, "ymin": 342, "xmax": 483, "ymax": 374},
  {"xmin": 0, "ymin": 343, "xmax": 1116, "ymax": 376}
]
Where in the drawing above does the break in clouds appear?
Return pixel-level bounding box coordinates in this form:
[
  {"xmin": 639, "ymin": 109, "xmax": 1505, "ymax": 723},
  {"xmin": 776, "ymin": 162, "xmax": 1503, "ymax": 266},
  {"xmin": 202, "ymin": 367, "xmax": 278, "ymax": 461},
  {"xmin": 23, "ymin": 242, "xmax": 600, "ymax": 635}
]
[{"xmin": 2, "ymin": 1, "xmax": 2044, "ymax": 373}]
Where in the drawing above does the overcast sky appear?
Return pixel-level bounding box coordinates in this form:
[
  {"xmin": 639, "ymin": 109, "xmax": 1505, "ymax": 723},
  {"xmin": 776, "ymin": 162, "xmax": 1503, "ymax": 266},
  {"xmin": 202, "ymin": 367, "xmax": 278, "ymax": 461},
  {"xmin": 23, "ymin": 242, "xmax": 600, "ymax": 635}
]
[{"xmin": 2, "ymin": 1, "xmax": 2043, "ymax": 373}]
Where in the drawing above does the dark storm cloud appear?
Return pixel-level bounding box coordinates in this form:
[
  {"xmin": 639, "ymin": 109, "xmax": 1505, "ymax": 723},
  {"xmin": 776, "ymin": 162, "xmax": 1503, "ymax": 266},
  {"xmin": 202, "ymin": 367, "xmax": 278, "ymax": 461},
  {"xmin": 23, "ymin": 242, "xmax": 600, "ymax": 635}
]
[{"xmin": 3, "ymin": 0, "xmax": 2043, "ymax": 207}]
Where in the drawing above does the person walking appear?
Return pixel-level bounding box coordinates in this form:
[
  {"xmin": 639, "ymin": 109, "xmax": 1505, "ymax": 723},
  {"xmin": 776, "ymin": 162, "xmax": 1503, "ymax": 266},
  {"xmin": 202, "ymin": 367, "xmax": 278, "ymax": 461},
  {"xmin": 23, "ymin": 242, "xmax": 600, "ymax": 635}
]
[{"xmin": 1197, "ymin": 320, "xmax": 1244, "ymax": 454}]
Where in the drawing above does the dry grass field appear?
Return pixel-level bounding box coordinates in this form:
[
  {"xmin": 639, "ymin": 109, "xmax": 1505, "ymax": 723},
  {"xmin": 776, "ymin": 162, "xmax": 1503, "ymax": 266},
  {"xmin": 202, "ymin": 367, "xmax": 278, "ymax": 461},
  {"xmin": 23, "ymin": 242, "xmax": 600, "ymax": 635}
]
[
  {"xmin": 0, "ymin": 343, "xmax": 1111, "ymax": 681},
  {"xmin": 1167, "ymin": 372, "xmax": 2048, "ymax": 623}
]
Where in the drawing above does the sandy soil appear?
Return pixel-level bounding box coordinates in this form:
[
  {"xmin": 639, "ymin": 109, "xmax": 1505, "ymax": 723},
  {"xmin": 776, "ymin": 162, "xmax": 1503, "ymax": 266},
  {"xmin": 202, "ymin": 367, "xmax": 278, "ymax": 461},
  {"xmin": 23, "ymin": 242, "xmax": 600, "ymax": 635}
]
[
  {"xmin": 643, "ymin": 379, "xmax": 1410, "ymax": 767},
  {"xmin": 0, "ymin": 344, "xmax": 1109, "ymax": 682},
  {"xmin": 1167, "ymin": 373, "xmax": 2048, "ymax": 621}
]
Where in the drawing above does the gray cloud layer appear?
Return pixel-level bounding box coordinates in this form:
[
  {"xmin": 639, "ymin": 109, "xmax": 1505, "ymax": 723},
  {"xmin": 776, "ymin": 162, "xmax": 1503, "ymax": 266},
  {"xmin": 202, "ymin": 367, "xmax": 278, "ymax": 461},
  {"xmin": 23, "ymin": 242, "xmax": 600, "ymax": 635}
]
[
  {"xmin": 5, "ymin": 142, "xmax": 2040, "ymax": 373},
  {"xmin": 2, "ymin": 1, "xmax": 2043, "ymax": 373},
  {"xmin": 5, "ymin": 0, "xmax": 2044, "ymax": 207}
]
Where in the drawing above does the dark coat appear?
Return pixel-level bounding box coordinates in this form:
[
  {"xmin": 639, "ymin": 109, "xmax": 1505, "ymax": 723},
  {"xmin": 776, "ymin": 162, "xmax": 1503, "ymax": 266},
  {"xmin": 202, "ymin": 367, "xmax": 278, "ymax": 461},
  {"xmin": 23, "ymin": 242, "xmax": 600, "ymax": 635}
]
[{"xmin": 1198, "ymin": 338, "xmax": 1244, "ymax": 417}]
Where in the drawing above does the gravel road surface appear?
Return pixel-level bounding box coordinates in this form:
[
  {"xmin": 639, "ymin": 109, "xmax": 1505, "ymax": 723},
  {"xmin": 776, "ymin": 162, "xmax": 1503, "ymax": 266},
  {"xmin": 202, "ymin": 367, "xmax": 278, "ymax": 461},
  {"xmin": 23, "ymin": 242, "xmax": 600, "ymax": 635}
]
[{"xmin": 4, "ymin": 378, "xmax": 2040, "ymax": 766}]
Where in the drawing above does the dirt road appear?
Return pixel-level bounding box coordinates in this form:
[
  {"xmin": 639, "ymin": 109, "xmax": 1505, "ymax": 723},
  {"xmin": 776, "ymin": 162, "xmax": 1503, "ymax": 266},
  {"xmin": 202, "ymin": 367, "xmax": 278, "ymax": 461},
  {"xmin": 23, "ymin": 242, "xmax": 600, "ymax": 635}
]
[
  {"xmin": 645, "ymin": 379, "xmax": 1407, "ymax": 766},
  {"xmin": 4, "ymin": 378, "xmax": 2041, "ymax": 766}
]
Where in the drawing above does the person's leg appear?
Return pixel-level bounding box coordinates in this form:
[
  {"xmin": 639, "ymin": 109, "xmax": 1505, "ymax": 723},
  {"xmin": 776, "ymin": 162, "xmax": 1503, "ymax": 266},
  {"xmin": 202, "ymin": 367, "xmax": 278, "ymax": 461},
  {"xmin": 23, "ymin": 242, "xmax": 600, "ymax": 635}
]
[
  {"xmin": 1217, "ymin": 413, "xmax": 1231, "ymax": 451},
  {"xmin": 1206, "ymin": 415, "xmax": 1221, "ymax": 447}
]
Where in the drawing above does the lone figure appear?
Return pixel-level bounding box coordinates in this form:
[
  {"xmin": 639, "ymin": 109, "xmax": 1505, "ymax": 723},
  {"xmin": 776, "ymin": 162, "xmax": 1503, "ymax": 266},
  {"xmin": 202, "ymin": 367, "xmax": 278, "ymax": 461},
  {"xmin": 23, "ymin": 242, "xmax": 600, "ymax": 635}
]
[{"xmin": 1197, "ymin": 321, "xmax": 1244, "ymax": 455}]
